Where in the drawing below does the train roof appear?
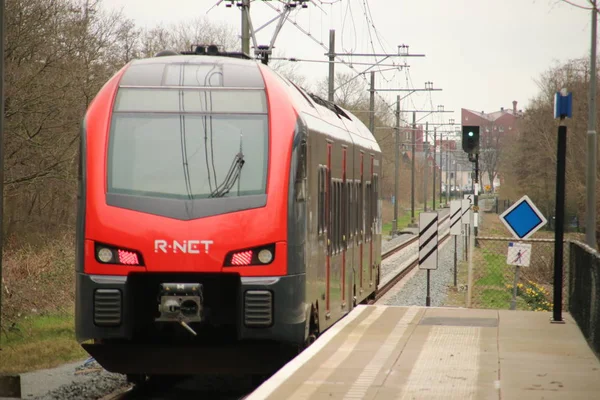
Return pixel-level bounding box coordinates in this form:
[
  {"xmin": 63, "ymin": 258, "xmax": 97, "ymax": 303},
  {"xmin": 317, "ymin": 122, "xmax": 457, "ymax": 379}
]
[
  {"xmin": 120, "ymin": 54, "xmax": 265, "ymax": 88},
  {"xmin": 119, "ymin": 52, "xmax": 381, "ymax": 153}
]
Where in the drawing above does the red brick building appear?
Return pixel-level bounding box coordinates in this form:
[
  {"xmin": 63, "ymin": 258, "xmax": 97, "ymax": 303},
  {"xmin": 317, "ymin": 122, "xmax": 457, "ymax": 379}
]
[{"xmin": 461, "ymin": 101, "xmax": 522, "ymax": 138}]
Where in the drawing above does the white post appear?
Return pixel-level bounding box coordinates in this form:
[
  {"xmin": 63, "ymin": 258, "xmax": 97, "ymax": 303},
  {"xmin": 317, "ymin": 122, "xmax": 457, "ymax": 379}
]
[{"xmin": 467, "ymin": 208, "xmax": 475, "ymax": 307}]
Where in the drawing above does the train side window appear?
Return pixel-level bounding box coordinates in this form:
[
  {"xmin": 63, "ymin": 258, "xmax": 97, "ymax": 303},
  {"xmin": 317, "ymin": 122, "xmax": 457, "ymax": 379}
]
[
  {"xmin": 340, "ymin": 181, "xmax": 346, "ymax": 251},
  {"xmin": 343, "ymin": 181, "xmax": 348, "ymax": 248},
  {"xmin": 347, "ymin": 182, "xmax": 352, "ymax": 243},
  {"xmin": 358, "ymin": 181, "xmax": 363, "ymax": 241},
  {"xmin": 333, "ymin": 180, "xmax": 337, "ymax": 253},
  {"xmin": 339, "ymin": 181, "xmax": 343, "ymax": 251},
  {"xmin": 337, "ymin": 180, "xmax": 341, "ymax": 253},
  {"xmin": 365, "ymin": 182, "xmax": 371, "ymax": 242},
  {"xmin": 318, "ymin": 167, "xmax": 323, "ymax": 235},
  {"xmin": 335, "ymin": 180, "xmax": 340, "ymax": 254},
  {"xmin": 328, "ymin": 174, "xmax": 333, "ymax": 255},
  {"xmin": 336, "ymin": 181, "xmax": 341, "ymax": 253},
  {"xmin": 354, "ymin": 182, "xmax": 358, "ymax": 239},
  {"xmin": 373, "ymin": 174, "xmax": 379, "ymax": 232}
]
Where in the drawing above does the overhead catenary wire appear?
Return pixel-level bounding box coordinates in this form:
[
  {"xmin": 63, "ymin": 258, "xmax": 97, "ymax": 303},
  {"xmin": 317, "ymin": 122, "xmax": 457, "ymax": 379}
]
[
  {"xmin": 256, "ymin": 0, "xmax": 439, "ymax": 133},
  {"xmin": 260, "ymin": 1, "xmax": 405, "ymax": 113}
]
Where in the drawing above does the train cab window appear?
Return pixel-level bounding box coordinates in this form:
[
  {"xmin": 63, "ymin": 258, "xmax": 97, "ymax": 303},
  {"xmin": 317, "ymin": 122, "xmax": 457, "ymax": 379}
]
[
  {"xmin": 163, "ymin": 64, "xmax": 223, "ymax": 87},
  {"xmin": 108, "ymin": 87, "xmax": 268, "ymax": 200}
]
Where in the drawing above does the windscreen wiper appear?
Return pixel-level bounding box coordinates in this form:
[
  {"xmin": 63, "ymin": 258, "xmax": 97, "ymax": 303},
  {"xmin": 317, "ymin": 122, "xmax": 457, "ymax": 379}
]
[{"xmin": 208, "ymin": 152, "xmax": 245, "ymax": 198}]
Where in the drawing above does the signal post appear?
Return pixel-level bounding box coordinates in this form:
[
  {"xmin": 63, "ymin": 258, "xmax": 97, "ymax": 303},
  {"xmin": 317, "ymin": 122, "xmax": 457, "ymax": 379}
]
[{"xmin": 461, "ymin": 125, "xmax": 480, "ymax": 242}]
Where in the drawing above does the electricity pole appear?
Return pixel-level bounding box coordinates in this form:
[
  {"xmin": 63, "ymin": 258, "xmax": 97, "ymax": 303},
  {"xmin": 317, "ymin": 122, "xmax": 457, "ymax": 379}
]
[
  {"xmin": 241, "ymin": 0, "xmax": 250, "ymax": 55},
  {"xmin": 400, "ymin": 107, "xmax": 454, "ymax": 225},
  {"xmin": 423, "ymin": 122, "xmax": 428, "ymax": 212},
  {"xmin": 369, "ymin": 72, "xmax": 375, "ymax": 134},
  {"xmin": 224, "ymin": 0, "xmax": 312, "ymax": 64},
  {"xmin": 446, "ymin": 149, "xmax": 451, "ymax": 202},
  {"xmin": 412, "ymin": 111, "xmax": 416, "ymax": 225},
  {"xmin": 394, "ymin": 96, "xmax": 400, "ymax": 234},
  {"xmin": 433, "ymin": 127, "xmax": 437, "ymax": 210},
  {"xmin": 586, "ymin": 1, "xmax": 597, "ymax": 248},
  {"xmin": 328, "ymin": 30, "xmax": 335, "ymax": 102}
]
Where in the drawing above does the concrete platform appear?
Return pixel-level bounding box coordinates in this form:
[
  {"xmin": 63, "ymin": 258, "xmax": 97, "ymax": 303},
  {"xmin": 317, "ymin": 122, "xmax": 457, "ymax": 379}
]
[{"xmin": 247, "ymin": 305, "xmax": 600, "ymax": 399}]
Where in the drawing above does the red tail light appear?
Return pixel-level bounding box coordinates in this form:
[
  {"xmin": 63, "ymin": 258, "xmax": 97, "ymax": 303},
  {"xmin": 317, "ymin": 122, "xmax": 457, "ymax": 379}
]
[
  {"xmin": 118, "ymin": 249, "xmax": 140, "ymax": 265},
  {"xmin": 231, "ymin": 250, "xmax": 253, "ymax": 266}
]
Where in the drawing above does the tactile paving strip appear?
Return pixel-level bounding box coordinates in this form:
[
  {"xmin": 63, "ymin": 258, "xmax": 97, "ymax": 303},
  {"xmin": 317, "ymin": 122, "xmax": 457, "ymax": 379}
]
[{"xmin": 419, "ymin": 317, "xmax": 498, "ymax": 327}]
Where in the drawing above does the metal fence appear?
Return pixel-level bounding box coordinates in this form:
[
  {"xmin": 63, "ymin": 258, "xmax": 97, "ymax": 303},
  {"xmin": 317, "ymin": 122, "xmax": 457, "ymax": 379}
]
[
  {"xmin": 461, "ymin": 237, "xmax": 567, "ymax": 311},
  {"xmin": 568, "ymin": 240, "xmax": 600, "ymax": 357}
]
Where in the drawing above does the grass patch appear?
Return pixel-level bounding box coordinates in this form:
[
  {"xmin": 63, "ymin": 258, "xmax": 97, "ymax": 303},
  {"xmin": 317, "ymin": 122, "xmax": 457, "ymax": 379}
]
[
  {"xmin": 383, "ymin": 210, "xmax": 423, "ymax": 235},
  {"xmin": 478, "ymin": 289, "xmax": 511, "ymax": 309},
  {"xmin": 475, "ymin": 251, "xmax": 506, "ymax": 286},
  {"xmin": 0, "ymin": 313, "xmax": 87, "ymax": 374}
]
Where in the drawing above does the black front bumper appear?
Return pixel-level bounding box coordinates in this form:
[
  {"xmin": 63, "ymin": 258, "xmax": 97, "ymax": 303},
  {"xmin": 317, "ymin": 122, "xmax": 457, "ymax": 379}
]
[{"xmin": 75, "ymin": 272, "xmax": 308, "ymax": 346}]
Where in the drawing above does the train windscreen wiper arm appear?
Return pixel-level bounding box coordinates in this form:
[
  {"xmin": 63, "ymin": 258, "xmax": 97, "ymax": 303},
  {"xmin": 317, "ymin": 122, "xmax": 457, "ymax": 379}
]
[{"xmin": 208, "ymin": 152, "xmax": 245, "ymax": 198}]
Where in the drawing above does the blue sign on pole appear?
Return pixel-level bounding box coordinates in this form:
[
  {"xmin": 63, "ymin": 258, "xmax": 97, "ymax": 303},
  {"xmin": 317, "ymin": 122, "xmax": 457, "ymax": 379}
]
[
  {"xmin": 499, "ymin": 195, "xmax": 547, "ymax": 240},
  {"xmin": 554, "ymin": 89, "xmax": 573, "ymax": 119}
]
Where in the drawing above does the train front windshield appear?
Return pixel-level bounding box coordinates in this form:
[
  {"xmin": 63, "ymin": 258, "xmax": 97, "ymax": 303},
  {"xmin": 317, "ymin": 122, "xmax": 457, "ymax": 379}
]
[{"xmin": 107, "ymin": 87, "xmax": 269, "ymax": 200}]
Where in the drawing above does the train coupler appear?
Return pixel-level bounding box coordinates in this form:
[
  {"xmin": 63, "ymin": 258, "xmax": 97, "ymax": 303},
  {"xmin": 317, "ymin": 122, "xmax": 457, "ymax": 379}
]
[{"xmin": 155, "ymin": 283, "xmax": 204, "ymax": 336}]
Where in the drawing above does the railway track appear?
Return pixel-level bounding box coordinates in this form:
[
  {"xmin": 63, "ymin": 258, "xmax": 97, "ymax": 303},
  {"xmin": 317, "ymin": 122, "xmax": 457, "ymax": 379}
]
[
  {"xmin": 99, "ymin": 375, "xmax": 259, "ymax": 400},
  {"xmin": 371, "ymin": 211, "xmax": 451, "ymax": 303}
]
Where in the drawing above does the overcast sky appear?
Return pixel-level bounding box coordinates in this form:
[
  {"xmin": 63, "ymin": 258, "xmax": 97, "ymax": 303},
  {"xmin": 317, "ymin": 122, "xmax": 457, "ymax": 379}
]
[{"xmin": 101, "ymin": 0, "xmax": 591, "ymax": 129}]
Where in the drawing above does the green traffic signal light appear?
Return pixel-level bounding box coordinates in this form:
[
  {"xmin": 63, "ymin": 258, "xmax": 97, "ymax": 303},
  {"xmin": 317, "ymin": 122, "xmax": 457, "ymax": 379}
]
[{"xmin": 461, "ymin": 125, "xmax": 480, "ymax": 154}]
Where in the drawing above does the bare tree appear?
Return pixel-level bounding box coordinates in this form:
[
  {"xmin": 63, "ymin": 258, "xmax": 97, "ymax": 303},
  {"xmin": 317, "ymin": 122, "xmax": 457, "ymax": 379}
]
[
  {"xmin": 138, "ymin": 16, "xmax": 239, "ymax": 57},
  {"xmin": 479, "ymin": 120, "xmax": 503, "ymax": 192},
  {"xmin": 499, "ymin": 57, "xmax": 600, "ymax": 245},
  {"xmin": 268, "ymin": 54, "xmax": 309, "ymax": 88},
  {"xmin": 560, "ymin": 0, "xmax": 600, "ymax": 11}
]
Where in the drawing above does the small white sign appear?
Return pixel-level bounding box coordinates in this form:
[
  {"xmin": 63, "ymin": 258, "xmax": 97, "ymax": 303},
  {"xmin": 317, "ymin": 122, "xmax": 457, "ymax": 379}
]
[
  {"xmin": 464, "ymin": 194, "xmax": 474, "ymax": 204},
  {"xmin": 506, "ymin": 242, "xmax": 532, "ymax": 267},
  {"xmin": 450, "ymin": 200, "xmax": 462, "ymax": 236},
  {"xmin": 461, "ymin": 199, "xmax": 471, "ymax": 224},
  {"xmin": 419, "ymin": 212, "xmax": 438, "ymax": 270}
]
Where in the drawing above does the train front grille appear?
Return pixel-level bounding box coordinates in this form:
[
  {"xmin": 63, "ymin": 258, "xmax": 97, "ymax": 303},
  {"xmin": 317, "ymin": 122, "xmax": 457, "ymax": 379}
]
[
  {"xmin": 94, "ymin": 289, "xmax": 122, "ymax": 326},
  {"xmin": 244, "ymin": 290, "xmax": 273, "ymax": 327}
]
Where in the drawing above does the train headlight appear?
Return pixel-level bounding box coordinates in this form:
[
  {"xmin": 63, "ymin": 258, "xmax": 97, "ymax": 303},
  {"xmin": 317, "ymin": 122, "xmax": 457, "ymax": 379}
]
[
  {"xmin": 224, "ymin": 244, "xmax": 275, "ymax": 267},
  {"xmin": 258, "ymin": 249, "xmax": 273, "ymax": 264},
  {"xmin": 97, "ymin": 247, "xmax": 114, "ymax": 263},
  {"xmin": 94, "ymin": 242, "xmax": 144, "ymax": 266}
]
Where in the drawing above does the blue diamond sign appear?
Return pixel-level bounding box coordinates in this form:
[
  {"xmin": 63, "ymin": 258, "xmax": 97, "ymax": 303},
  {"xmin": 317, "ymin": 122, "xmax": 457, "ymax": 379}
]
[{"xmin": 499, "ymin": 195, "xmax": 547, "ymax": 240}]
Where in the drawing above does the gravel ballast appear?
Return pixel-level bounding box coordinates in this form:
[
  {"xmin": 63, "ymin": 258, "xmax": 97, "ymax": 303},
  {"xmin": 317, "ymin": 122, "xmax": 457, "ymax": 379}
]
[{"xmin": 382, "ymin": 233, "xmax": 465, "ymax": 307}]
